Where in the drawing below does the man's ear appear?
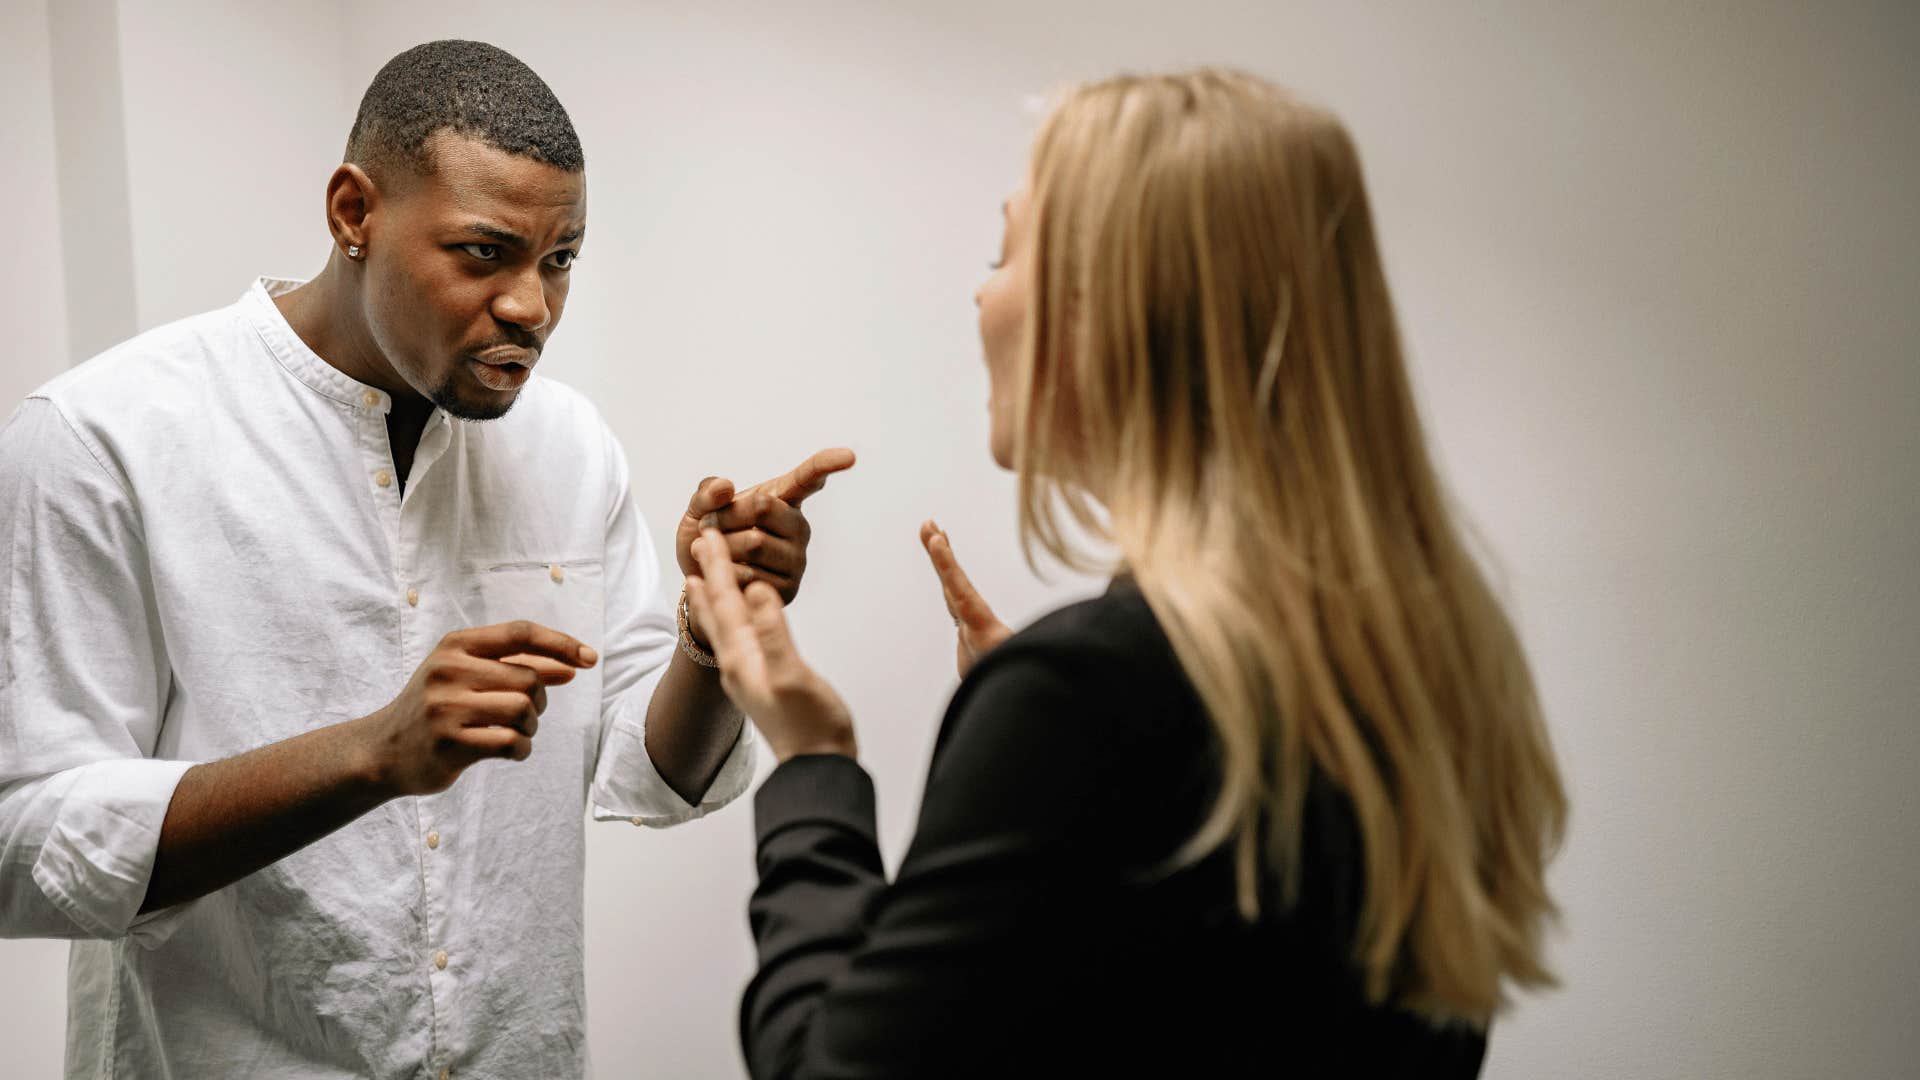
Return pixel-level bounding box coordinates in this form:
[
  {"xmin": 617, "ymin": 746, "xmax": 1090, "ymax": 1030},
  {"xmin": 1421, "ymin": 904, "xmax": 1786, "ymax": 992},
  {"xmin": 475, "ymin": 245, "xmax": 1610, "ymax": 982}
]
[{"xmin": 325, "ymin": 163, "xmax": 379, "ymax": 260}]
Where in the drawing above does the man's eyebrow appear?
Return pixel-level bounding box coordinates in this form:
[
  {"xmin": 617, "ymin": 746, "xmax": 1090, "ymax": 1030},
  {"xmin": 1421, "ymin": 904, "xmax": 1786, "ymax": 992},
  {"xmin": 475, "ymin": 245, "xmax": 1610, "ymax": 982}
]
[
  {"xmin": 465, "ymin": 222, "xmax": 584, "ymax": 248},
  {"xmin": 1001, "ymin": 201, "xmax": 1009, "ymax": 218},
  {"xmin": 465, "ymin": 222, "xmax": 529, "ymax": 248}
]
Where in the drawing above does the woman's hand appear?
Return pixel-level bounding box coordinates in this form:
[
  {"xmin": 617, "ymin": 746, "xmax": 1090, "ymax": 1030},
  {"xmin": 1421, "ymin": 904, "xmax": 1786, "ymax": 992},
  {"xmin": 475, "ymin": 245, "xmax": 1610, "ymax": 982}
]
[
  {"xmin": 919, "ymin": 520, "xmax": 1013, "ymax": 677},
  {"xmin": 684, "ymin": 528, "xmax": 856, "ymax": 763}
]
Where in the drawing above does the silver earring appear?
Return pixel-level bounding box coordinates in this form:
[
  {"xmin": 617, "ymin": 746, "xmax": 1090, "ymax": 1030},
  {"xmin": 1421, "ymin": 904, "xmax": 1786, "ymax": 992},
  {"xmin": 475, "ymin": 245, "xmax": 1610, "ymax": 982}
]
[{"xmin": 347, "ymin": 244, "xmax": 362, "ymax": 258}]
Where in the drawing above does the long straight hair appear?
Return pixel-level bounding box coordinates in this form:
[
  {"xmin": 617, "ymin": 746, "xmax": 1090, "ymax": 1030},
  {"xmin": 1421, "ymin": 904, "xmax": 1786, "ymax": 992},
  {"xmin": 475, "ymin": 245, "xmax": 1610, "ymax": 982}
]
[{"xmin": 1013, "ymin": 69, "xmax": 1566, "ymax": 1024}]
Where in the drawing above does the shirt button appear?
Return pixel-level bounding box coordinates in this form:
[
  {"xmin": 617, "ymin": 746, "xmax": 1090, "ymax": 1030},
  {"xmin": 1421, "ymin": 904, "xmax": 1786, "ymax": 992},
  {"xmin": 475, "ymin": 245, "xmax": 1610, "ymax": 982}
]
[
  {"xmin": 434, "ymin": 950, "xmax": 449, "ymax": 970},
  {"xmin": 549, "ymin": 563, "xmax": 565, "ymax": 583},
  {"xmin": 426, "ymin": 831, "xmax": 440, "ymax": 850},
  {"xmin": 374, "ymin": 469, "xmax": 393, "ymax": 488},
  {"xmin": 629, "ymin": 816, "xmax": 645, "ymax": 827},
  {"xmin": 361, "ymin": 389, "xmax": 379, "ymax": 408},
  {"xmin": 406, "ymin": 587, "xmax": 420, "ymax": 607}
]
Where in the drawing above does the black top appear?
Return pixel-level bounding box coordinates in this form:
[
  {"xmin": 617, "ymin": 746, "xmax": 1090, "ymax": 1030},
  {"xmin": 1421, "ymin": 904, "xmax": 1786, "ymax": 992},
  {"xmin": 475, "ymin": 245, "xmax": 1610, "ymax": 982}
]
[{"xmin": 741, "ymin": 581, "xmax": 1488, "ymax": 1078}]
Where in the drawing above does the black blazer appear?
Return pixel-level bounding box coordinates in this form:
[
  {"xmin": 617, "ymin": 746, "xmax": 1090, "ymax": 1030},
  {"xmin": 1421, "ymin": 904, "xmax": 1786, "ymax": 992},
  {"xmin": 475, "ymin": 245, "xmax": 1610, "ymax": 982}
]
[{"xmin": 741, "ymin": 580, "xmax": 1488, "ymax": 1078}]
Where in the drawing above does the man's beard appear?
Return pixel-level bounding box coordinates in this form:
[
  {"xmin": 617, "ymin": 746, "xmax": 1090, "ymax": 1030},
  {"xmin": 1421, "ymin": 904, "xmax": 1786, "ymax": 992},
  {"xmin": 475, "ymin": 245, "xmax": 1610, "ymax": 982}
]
[{"xmin": 429, "ymin": 370, "xmax": 521, "ymax": 421}]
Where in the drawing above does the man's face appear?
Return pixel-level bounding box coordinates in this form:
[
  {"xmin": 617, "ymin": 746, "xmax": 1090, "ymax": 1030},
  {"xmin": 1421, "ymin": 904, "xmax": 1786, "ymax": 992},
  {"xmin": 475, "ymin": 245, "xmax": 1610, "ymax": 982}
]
[{"xmin": 362, "ymin": 131, "xmax": 586, "ymax": 420}]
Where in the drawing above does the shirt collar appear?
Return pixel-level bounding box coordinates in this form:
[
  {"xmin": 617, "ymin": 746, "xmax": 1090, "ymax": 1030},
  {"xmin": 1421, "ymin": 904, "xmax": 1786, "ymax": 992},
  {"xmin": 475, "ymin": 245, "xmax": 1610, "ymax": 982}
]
[
  {"xmin": 241, "ymin": 278, "xmax": 452, "ymax": 434},
  {"xmin": 242, "ymin": 277, "xmax": 403, "ymax": 413}
]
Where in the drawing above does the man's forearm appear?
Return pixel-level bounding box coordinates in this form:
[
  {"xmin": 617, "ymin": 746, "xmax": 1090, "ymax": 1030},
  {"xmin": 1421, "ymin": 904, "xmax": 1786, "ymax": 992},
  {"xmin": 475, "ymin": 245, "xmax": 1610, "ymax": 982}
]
[
  {"xmin": 139, "ymin": 716, "xmax": 391, "ymax": 915},
  {"xmin": 644, "ymin": 647, "xmax": 746, "ymax": 805}
]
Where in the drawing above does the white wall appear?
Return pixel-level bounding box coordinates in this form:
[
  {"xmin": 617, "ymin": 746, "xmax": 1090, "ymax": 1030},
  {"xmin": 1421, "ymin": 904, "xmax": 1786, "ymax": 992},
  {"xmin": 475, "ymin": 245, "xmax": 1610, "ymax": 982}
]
[
  {"xmin": 3, "ymin": 2, "xmax": 1917, "ymax": 1077},
  {"xmin": 42, "ymin": 0, "xmax": 137, "ymax": 365},
  {"xmin": 2, "ymin": 0, "xmax": 73, "ymax": 396},
  {"xmin": 115, "ymin": 1, "xmax": 353, "ymax": 328}
]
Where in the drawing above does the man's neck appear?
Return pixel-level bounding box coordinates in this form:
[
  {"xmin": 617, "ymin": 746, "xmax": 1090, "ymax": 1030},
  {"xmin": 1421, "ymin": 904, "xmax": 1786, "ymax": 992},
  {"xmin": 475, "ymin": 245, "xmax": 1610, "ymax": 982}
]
[{"xmin": 275, "ymin": 261, "xmax": 436, "ymax": 484}]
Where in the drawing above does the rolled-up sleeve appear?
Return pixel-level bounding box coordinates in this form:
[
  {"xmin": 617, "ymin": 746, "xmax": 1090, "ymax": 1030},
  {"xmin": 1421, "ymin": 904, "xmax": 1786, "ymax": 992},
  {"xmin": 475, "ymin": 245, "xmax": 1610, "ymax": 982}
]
[
  {"xmin": 0, "ymin": 398, "xmax": 197, "ymax": 945},
  {"xmin": 587, "ymin": 425, "xmax": 755, "ymax": 828},
  {"xmin": 4, "ymin": 761, "xmax": 195, "ymax": 944}
]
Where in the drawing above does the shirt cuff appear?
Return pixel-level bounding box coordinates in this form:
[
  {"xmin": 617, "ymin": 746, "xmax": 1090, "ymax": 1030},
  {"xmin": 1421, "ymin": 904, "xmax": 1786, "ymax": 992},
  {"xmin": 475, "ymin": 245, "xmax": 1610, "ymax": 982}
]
[
  {"xmin": 590, "ymin": 701, "xmax": 758, "ymax": 828},
  {"xmin": 30, "ymin": 758, "xmax": 198, "ymax": 948},
  {"xmin": 753, "ymin": 754, "xmax": 876, "ymax": 848}
]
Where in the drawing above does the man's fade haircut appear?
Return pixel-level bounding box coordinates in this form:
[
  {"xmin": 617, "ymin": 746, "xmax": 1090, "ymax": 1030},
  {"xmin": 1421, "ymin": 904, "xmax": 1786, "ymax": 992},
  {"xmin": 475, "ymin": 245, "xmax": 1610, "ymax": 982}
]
[{"xmin": 344, "ymin": 40, "xmax": 584, "ymax": 182}]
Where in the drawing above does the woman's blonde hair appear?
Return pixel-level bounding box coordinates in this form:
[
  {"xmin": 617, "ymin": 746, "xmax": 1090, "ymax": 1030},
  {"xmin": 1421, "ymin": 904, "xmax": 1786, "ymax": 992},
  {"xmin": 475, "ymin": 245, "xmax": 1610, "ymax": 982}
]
[{"xmin": 1014, "ymin": 69, "xmax": 1566, "ymax": 1024}]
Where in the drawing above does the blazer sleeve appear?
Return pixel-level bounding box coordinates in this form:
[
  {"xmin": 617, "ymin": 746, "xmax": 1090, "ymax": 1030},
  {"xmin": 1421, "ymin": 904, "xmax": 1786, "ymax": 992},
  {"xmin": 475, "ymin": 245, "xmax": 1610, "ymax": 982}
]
[{"xmin": 741, "ymin": 643, "xmax": 1167, "ymax": 1079}]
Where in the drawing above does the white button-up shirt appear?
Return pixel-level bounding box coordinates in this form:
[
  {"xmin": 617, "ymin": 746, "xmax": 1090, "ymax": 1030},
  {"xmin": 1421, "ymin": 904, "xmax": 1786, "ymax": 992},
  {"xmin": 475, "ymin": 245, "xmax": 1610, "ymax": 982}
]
[{"xmin": 0, "ymin": 279, "xmax": 756, "ymax": 1078}]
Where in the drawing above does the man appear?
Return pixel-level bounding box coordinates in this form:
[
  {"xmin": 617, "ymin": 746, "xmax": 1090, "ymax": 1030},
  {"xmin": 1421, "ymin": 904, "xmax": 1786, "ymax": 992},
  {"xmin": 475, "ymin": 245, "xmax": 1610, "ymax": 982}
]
[{"xmin": 0, "ymin": 40, "xmax": 849, "ymax": 1077}]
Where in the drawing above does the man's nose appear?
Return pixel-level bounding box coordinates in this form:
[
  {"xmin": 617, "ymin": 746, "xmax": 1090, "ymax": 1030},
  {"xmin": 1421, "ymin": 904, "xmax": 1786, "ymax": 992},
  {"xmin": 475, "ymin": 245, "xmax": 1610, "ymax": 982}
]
[{"xmin": 492, "ymin": 267, "xmax": 551, "ymax": 333}]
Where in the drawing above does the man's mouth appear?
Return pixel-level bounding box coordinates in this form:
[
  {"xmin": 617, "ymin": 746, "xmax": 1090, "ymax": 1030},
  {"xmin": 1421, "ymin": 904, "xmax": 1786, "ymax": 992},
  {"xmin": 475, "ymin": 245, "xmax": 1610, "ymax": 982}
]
[{"xmin": 467, "ymin": 346, "xmax": 538, "ymax": 391}]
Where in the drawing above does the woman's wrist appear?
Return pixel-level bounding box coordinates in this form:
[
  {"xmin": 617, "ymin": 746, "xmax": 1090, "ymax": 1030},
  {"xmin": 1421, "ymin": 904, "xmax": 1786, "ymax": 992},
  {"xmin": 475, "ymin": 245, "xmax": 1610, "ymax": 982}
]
[
  {"xmin": 779, "ymin": 734, "xmax": 864, "ymax": 760},
  {"xmin": 774, "ymin": 732, "xmax": 859, "ymax": 763}
]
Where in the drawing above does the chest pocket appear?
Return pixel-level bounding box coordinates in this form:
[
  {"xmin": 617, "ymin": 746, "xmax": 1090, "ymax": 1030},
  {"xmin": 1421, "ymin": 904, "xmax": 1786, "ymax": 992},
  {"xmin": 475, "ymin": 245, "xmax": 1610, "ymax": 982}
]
[
  {"xmin": 448, "ymin": 557, "xmax": 606, "ymax": 803},
  {"xmin": 456, "ymin": 559, "xmax": 606, "ymax": 646}
]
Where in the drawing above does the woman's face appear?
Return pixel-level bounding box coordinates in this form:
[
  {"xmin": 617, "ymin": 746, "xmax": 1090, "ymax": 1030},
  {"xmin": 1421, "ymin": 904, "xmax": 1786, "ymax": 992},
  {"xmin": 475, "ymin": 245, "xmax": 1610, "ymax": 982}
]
[{"xmin": 975, "ymin": 185, "xmax": 1031, "ymax": 470}]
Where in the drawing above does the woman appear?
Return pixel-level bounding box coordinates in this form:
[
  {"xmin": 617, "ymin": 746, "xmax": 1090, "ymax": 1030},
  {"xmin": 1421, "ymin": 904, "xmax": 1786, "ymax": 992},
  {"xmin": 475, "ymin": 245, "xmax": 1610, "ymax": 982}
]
[{"xmin": 685, "ymin": 68, "xmax": 1566, "ymax": 1078}]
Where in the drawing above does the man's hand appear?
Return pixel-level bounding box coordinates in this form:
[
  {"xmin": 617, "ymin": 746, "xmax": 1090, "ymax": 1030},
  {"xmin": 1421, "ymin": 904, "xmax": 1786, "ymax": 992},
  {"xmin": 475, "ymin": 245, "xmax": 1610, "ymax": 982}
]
[
  {"xmin": 142, "ymin": 619, "xmax": 599, "ymax": 915},
  {"xmin": 920, "ymin": 520, "xmax": 1013, "ymax": 677},
  {"xmin": 674, "ymin": 448, "xmax": 856, "ymax": 638},
  {"xmin": 645, "ymin": 451, "xmax": 850, "ymax": 801},
  {"xmin": 685, "ymin": 529, "xmax": 855, "ymax": 763},
  {"xmin": 358, "ymin": 620, "xmax": 598, "ymax": 797}
]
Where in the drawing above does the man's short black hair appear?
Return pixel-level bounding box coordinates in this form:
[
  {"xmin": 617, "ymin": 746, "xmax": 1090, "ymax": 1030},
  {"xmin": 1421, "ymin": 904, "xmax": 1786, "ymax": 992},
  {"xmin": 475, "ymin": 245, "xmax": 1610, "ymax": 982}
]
[{"xmin": 345, "ymin": 40, "xmax": 583, "ymax": 180}]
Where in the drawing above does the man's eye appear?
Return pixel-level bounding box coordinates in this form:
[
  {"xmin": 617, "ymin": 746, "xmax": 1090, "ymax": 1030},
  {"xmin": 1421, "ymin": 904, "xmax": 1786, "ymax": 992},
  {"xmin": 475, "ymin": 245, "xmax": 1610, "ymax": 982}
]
[
  {"xmin": 549, "ymin": 249, "xmax": 578, "ymax": 269},
  {"xmin": 461, "ymin": 244, "xmax": 500, "ymax": 261}
]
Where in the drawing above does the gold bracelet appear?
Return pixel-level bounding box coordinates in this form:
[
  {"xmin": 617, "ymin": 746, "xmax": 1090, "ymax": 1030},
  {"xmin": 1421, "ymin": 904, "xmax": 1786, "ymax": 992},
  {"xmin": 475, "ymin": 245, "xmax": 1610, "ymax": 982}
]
[{"xmin": 676, "ymin": 586, "xmax": 719, "ymax": 668}]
